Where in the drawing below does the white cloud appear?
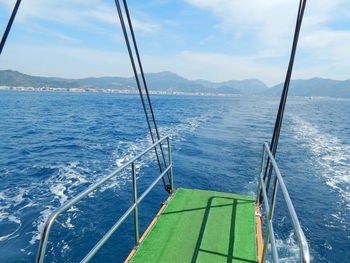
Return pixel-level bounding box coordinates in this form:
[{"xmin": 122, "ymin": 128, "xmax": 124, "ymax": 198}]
[
  {"xmin": 1, "ymin": 0, "xmax": 159, "ymax": 34},
  {"xmin": 0, "ymin": 43, "xmax": 131, "ymax": 78},
  {"xmin": 184, "ymin": 0, "xmax": 350, "ymax": 83},
  {"xmin": 297, "ymin": 29, "xmax": 350, "ymax": 80},
  {"xmin": 1, "ymin": 40, "xmax": 348, "ymax": 86},
  {"xmin": 186, "ymin": 0, "xmax": 347, "ymax": 53},
  {"xmin": 0, "ymin": 42, "xmax": 285, "ymax": 85},
  {"xmin": 1, "ymin": 0, "xmax": 350, "ymax": 85},
  {"xmin": 143, "ymin": 50, "xmax": 286, "ymax": 85}
]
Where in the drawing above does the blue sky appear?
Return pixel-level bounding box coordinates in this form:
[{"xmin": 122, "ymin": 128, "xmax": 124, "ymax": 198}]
[{"xmin": 0, "ymin": 0, "xmax": 349, "ymax": 86}]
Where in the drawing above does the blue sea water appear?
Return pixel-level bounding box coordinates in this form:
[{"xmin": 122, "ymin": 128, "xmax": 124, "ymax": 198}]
[{"xmin": 0, "ymin": 90, "xmax": 349, "ymax": 262}]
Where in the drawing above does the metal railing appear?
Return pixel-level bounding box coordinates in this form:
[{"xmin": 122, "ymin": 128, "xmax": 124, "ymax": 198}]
[
  {"xmin": 36, "ymin": 136, "xmax": 174, "ymax": 263},
  {"xmin": 256, "ymin": 142, "xmax": 310, "ymax": 263}
]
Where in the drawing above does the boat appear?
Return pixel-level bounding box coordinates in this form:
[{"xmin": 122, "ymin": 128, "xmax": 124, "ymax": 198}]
[{"xmin": 1, "ymin": 0, "xmax": 310, "ymax": 262}]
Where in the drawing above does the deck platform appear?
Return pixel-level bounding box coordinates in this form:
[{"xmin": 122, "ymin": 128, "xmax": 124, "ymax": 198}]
[{"xmin": 127, "ymin": 188, "xmax": 258, "ymax": 263}]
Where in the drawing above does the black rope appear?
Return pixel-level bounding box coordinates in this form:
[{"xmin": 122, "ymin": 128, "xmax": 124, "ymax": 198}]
[
  {"xmin": 261, "ymin": 0, "xmax": 307, "ymax": 204},
  {"xmin": 271, "ymin": 0, "xmax": 306, "ymax": 157},
  {"xmin": 0, "ymin": 0, "xmax": 22, "ymax": 55},
  {"xmin": 122, "ymin": 0, "xmax": 171, "ymax": 187},
  {"xmin": 0, "ymin": 0, "xmax": 171, "ymax": 192},
  {"xmin": 114, "ymin": 0, "xmax": 170, "ymax": 192}
]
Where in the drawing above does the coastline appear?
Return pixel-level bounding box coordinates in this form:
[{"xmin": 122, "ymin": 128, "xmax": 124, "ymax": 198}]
[
  {"xmin": 0, "ymin": 85, "xmax": 254, "ymax": 97},
  {"xmin": 0, "ymin": 86, "xmax": 348, "ymax": 100}
]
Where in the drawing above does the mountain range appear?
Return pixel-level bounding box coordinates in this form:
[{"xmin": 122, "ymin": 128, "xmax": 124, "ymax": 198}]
[{"xmin": 1, "ymin": 70, "xmax": 349, "ymax": 98}]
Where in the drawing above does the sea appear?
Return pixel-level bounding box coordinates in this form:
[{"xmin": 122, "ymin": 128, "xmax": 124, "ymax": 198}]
[{"xmin": 0, "ymin": 90, "xmax": 349, "ymax": 262}]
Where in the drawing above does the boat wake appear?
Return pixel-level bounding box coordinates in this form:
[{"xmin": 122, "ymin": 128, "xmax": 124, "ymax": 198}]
[
  {"xmin": 0, "ymin": 189, "xmax": 23, "ymax": 242},
  {"xmin": 272, "ymin": 231, "xmax": 303, "ymax": 263},
  {"xmin": 290, "ymin": 115, "xmax": 350, "ymax": 209},
  {"xmin": 112, "ymin": 112, "xmax": 218, "ymax": 179},
  {"xmin": 0, "ymin": 110, "xmax": 217, "ymax": 256},
  {"xmin": 0, "ymin": 161, "xmax": 93, "ymax": 255}
]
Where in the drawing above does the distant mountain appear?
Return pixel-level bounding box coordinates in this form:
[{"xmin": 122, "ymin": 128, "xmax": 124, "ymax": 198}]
[
  {"xmin": 196, "ymin": 79, "xmax": 268, "ymax": 94},
  {"xmin": 0, "ymin": 70, "xmax": 79, "ymax": 89},
  {"xmin": 139, "ymin": 71, "xmax": 214, "ymax": 93},
  {"xmin": 264, "ymin": 78, "xmax": 350, "ymax": 98},
  {"xmin": 0, "ymin": 69, "xmax": 268, "ymax": 95},
  {"xmin": 1, "ymin": 70, "xmax": 349, "ymax": 98}
]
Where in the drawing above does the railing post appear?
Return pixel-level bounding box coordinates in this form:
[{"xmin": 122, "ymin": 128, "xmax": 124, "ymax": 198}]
[
  {"xmin": 257, "ymin": 144, "xmax": 266, "ymax": 204},
  {"xmin": 269, "ymin": 179, "xmax": 279, "ymax": 222},
  {"xmin": 36, "ymin": 136, "xmax": 171, "ymax": 263},
  {"xmin": 131, "ymin": 162, "xmax": 139, "ymax": 244},
  {"xmin": 167, "ymin": 137, "xmax": 174, "ymax": 192},
  {"xmin": 262, "ymin": 226, "xmax": 270, "ymax": 263}
]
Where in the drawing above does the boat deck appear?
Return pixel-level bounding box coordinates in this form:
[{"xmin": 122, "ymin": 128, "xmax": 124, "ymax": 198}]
[{"xmin": 127, "ymin": 188, "xmax": 258, "ymax": 263}]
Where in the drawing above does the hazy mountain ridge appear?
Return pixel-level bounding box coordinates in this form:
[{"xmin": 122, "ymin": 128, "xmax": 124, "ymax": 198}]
[
  {"xmin": 0, "ymin": 70, "xmax": 268, "ymax": 95},
  {"xmin": 1, "ymin": 70, "xmax": 349, "ymax": 97},
  {"xmin": 0, "ymin": 70, "xmax": 80, "ymax": 89},
  {"xmin": 195, "ymin": 78, "xmax": 268, "ymax": 94},
  {"xmin": 265, "ymin": 78, "xmax": 350, "ymax": 98}
]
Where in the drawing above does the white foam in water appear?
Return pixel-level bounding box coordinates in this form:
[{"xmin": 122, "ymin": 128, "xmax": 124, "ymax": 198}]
[
  {"xmin": 160, "ymin": 115, "xmax": 210, "ymax": 141},
  {"xmin": 290, "ymin": 115, "xmax": 350, "ymax": 208},
  {"xmin": 28, "ymin": 161, "xmax": 94, "ymax": 245},
  {"xmin": 273, "ymin": 232, "xmax": 301, "ymax": 263},
  {"xmin": 50, "ymin": 184, "xmax": 68, "ymax": 205},
  {"xmin": 2, "ymin": 109, "xmax": 218, "ymax": 253},
  {"xmin": 115, "ymin": 157, "xmax": 126, "ymax": 168},
  {"xmin": 112, "ymin": 113, "xmax": 214, "ymax": 180},
  {"xmin": 266, "ymin": 230, "xmax": 316, "ymax": 263},
  {"xmin": 23, "ymin": 113, "xmax": 213, "ymax": 247},
  {"xmin": 0, "ymin": 187, "xmax": 26, "ymax": 242},
  {"xmin": 30, "ymin": 205, "xmax": 55, "ymax": 245},
  {"xmin": 0, "ymin": 213, "xmax": 22, "ymax": 242},
  {"xmin": 64, "ymin": 217, "xmax": 74, "ymax": 229},
  {"xmin": 0, "ymin": 160, "xmax": 93, "ymax": 247},
  {"xmin": 61, "ymin": 243, "xmax": 70, "ymax": 254}
]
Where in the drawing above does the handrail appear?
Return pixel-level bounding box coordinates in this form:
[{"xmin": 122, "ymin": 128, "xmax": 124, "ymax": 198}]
[
  {"xmin": 36, "ymin": 136, "xmax": 174, "ymax": 263},
  {"xmin": 257, "ymin": 142, "xmax": 310, "ymax": 263}
]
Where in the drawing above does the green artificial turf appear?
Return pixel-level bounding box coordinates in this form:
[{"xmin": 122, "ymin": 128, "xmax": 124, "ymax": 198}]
[{"xmin": 129, "ymin": 188, "xmax": 258, "ymax": 263}]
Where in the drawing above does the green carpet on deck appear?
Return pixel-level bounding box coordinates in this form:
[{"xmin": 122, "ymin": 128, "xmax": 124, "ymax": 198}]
[{"xmin": 129, "ymin": 188, "xmax": 257, "ymax": 263}]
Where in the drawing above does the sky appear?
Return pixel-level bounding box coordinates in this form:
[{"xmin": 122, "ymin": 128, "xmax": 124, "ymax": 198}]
[{"xmin": 0, "ymin": 0, "xmax": 349, "ymax": 86}]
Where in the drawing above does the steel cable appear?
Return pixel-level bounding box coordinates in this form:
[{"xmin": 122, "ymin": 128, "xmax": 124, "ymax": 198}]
[
  {"xmin": 114, "ymin": 0, "xmax": 170, "ymax": 192},
  {"xmin": 262, "ymin": 0, "xmax": 307, "ymax": 204},
  {"xmin": 0, "ymin": 0, "xmax": 22, "ymax": 55},
  {"xmin": 122, "ymin": 0, "xmax": 171, "ymax": 187}
]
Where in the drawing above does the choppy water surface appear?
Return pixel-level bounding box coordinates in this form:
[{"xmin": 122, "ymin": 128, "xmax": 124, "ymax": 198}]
[{"xmin": 0, "ymin": 91, "xmax": 349, "ymax": 262}]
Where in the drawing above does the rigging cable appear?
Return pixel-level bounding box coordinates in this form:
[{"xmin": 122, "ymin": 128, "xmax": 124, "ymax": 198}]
[
  {"xmin": 114, "ymin": 0, "xmax": 171, "ymax": 192},
  {"xmin": 122, "ymin": 0, "xmax": 171, "ymax": 188},
  {"xmin": 0, "ymin": 0, "xmax": 22, "ymax": 55},
  {"xmin": 261, "ymin": 0, "xmax": 307, "ymax": 205},
  {"xmin": 0, "ymin": 0, "xmax": 171, "ymax": 193}
]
